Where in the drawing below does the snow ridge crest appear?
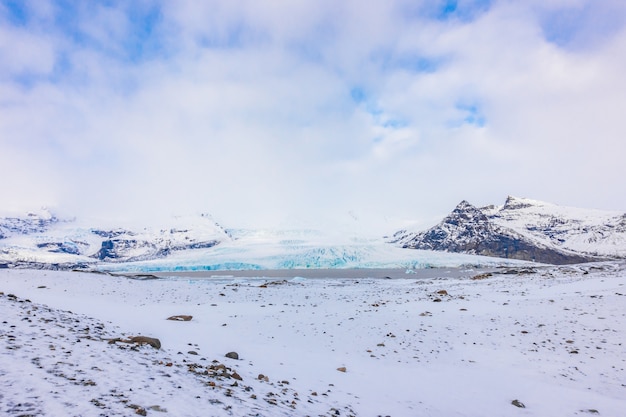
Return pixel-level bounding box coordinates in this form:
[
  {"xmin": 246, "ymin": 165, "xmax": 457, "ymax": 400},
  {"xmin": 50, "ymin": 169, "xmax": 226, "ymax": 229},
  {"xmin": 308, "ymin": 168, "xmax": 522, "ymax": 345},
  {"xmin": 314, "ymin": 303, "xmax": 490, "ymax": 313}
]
[{"xmin": 393, "ymin": 197, "xmax": 626, "ymax": 264}]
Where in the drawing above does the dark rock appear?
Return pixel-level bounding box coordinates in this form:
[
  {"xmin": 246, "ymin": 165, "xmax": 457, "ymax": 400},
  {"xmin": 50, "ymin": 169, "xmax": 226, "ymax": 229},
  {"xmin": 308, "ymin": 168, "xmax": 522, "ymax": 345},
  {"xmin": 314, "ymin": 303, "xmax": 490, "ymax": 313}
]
[
  {"xmin": 225, "ymin": 351, "xmax": 239, "ymax": 360},
  {"xmin": 131, "ymin": 336, "xmax": 161, "ymax": 349},
  {"xmin": 90, "ymin": 229, "xmax": 128, "ymax": 239},
  {"xmin": 511, "ymin": 399, "xmax": 526, "ymax": 408},
  {"xmin": 36, "ymin": 241, "xmax": 84, "ymax": 255},
  {"xmin": 167, "ymin": 315, "xmax": 193, "ymax": 321},
  {"xmin": 471, "ymin": 273, "xmax": 492, "ymax": 280}
]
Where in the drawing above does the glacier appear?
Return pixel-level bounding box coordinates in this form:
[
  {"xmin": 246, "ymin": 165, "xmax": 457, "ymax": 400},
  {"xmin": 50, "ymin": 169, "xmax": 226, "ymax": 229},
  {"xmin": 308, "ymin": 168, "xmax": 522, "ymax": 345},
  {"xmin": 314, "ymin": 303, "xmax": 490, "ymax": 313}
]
[
  {"xmin": 97, "ymin": 230, "xmax": 531, "ymax": 273},
  {"xmin": 4, "ymin": 198, "xmax": 625, "ymax": 273}
]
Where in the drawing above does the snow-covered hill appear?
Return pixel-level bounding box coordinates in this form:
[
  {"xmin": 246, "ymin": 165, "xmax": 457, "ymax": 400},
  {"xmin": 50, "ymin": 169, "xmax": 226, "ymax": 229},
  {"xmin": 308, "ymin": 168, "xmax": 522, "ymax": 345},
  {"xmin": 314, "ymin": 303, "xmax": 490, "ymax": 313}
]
[
  {"xmin": 0, "ymin": 211, "xmax": 530, "ymax": 272},
  {"xmin": 392, "ymin": 197, "xmax": 626, "ymax": 264},
  {"xmin": 0, "ymin": 212, "xmax": 230, "ymax": 268},
  {"xmin": 5, "ymin": 197, "xmax": 624, "ymax": 271},
  {"xmin": 486, "ymin": 196, "xmax": 626, "ymax": 258}
]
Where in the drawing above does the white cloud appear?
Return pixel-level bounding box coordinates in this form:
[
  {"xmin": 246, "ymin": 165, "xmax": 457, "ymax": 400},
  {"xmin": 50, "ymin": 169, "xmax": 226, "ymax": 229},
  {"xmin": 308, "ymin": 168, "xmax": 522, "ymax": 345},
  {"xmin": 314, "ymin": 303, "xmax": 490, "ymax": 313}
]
[{"xmin": 0, "ymin": 0, "xmax": 625, "ymax": 233}]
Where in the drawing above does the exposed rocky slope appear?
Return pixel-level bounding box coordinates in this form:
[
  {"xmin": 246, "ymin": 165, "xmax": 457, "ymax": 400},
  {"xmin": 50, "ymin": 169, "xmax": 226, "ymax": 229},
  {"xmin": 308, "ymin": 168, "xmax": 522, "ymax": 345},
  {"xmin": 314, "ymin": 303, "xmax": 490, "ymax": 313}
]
[
  {"xmin": 0, "ymin": 211, "xmax": 229, "ymax": 267},
  {"xmin": 3, "ymin": 197, "xmax": 625, "ymax": 269},
  {"xmin": 392, "ymin": 197, "xmax": 626, "ymax": 265}
]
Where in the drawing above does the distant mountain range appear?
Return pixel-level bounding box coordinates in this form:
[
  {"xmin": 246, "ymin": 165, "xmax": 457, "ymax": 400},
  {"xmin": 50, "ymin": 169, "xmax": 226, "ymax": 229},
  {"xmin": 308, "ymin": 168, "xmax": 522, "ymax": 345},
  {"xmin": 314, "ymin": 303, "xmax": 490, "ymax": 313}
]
[
  {"xmin": 391, "ymin": 196, "xmax": 626, "ymax": 264},
  {"xmin": 2, "ymin": 197, "xmax": 625, "ymax": 270},
  {"xmin": 0, "ymin": 210, "xmax": 230, "ymax": 269}
]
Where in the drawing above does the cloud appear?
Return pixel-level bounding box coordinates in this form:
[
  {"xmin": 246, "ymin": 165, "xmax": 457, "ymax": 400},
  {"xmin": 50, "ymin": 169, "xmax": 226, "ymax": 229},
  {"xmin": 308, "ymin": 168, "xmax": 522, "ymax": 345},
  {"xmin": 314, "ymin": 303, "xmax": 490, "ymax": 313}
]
[{"xmin": 0, "ymin": 0, "xmax": 625, "ymax": 233}]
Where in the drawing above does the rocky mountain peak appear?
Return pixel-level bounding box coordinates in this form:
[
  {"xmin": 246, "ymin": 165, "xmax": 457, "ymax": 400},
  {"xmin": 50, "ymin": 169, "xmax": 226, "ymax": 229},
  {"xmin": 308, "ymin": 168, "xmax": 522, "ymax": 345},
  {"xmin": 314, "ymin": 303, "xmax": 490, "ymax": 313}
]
[
  {"xmin": 449, "ymin": 200, "xmax": 489, "ymax": 225},
  {"xmin": 502, "ymin": 196, "xmax": 538, "ymax": 211},
  {"xmin": 393, "ymin": 197, "xmax": 620, "ymax": 265}
]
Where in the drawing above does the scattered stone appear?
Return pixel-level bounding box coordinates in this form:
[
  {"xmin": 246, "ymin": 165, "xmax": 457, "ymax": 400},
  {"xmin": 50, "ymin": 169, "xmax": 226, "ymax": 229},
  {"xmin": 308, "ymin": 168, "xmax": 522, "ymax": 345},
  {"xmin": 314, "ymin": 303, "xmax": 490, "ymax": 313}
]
[
  {"xmin": 167, "ymin": 315, "xmax": 193, "ymax": 321},
  {"xmin": 471, "ymin": 273, "xmax": 492, "ymax": 280},
  {"xmin": 148, "ymin": 405, "xmax": 168, "ymax": 412},
  {"xmin": 583, "ymin": 409, "xmax": 600, "ymax": 414},
  {"xmin": 502, "ymin": 268, "xmax": 537, "ymax": 275},
  {"xmin": 337, "ymin": 367, "xmax": 347, "ymax": 373},
  {"xmin": 436, "ymin": 290, "xmax": 449, "ymax": 295},
  {"xmin": 511, "ymin": 399, "xmax": 526, "ymax": 408},
  {"xmin": 129, "ymin": 336, "xmax": 161, "ymax": 349},
  {"xmin": 91, "ymin": 398, "xmax": 106, "ymax": 408},
  {"xmin": 107, "ymin": 336, "xmax": 161, "ymax": 349},
  {"xmin": 128, "ymin": 404, "xmax": 147, "ymax": 415},
  {"xmin": 225, "ymin": 351, "xmax": 239, "ymax": 360}
]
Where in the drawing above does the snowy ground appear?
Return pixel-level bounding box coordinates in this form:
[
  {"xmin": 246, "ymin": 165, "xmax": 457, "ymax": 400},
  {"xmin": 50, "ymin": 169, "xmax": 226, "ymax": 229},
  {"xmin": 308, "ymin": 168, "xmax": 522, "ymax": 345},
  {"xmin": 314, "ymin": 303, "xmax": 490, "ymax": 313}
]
[{"xmin": 1, "ymin": 263, "xmax": 625, "ymax": 416}]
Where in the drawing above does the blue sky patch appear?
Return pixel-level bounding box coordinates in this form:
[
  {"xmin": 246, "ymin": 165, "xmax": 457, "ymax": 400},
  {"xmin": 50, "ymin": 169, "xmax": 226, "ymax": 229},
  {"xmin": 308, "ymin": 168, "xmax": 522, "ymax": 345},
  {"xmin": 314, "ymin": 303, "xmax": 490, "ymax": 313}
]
[
  {"xmin": 1, "ymin": 0, "xmax": 28, "ymax": 25},
  {"xmin": 371, "ymin": 48, "xmax": 443, "ymax": 74},
  {"xmin": 455, "ymin": 103, "xmax": 486, "ymax": 127},
  {"xmin": 350, "ymin": 87, "xmax": 367, "ymax": 104},
  {"xmin": 436, "ymin": 0, "xmax": 493, "ymax": 22},
  {"xmin": 539, "ymin": 4, "xmax": 626, "ymax": 49}
]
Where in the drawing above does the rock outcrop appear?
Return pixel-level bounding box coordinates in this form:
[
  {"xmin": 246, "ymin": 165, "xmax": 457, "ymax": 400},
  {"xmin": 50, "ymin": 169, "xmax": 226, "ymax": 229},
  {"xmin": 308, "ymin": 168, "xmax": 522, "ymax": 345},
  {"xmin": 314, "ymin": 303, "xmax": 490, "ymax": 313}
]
[{"xmin": 392, "ymin": 198, "xmax": 617, "ymax": 265}]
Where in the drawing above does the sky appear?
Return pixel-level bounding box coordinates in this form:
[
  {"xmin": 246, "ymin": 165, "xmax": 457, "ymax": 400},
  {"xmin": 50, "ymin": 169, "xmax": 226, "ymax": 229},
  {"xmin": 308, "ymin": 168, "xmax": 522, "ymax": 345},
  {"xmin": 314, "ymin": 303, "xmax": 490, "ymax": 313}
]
[{"xmin": 1, "ymin": 0, "xmax": 625, "ymax": 234}]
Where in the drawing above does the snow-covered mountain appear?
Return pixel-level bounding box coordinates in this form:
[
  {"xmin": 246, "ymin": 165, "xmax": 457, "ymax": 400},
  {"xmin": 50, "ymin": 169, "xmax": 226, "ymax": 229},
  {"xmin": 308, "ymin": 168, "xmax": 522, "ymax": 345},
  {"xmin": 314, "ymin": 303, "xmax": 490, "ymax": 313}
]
[
  {"xmin": 0, "ymin": 211, "xmax": 230, "ymax": 268},
  {"xmin": 101, "ymin": 228, "xmax": 524, "ymax": 273},
  {"xmin": 6, "ymin": 197, "xmax": 623, "ymax": 271},
  {"xmin": 0, "ymin": 210, "xmax": 530, "ymax": 271},
  {"xmin": 392, "ymin": 196, "xmax": 626, "ymax": 264}
]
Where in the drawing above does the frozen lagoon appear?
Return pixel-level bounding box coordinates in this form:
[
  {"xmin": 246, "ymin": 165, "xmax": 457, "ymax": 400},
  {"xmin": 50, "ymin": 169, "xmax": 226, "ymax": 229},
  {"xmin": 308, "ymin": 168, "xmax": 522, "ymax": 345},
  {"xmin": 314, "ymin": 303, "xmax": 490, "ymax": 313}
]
[{"xmin": 132, "ymin": 266, "xmax": 511, "ymax": 282}]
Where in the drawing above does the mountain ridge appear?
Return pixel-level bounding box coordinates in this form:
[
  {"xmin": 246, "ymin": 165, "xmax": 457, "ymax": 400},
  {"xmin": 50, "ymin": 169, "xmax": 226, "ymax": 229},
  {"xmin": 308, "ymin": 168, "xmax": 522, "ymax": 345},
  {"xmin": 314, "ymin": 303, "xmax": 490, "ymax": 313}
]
[
  {"xmin": 2, "ymin": 197, "xmax": 626, "ymax": 269},
  {"xmin": 392, "ymin": 196, "xmax": 626, "ymax": 264}
]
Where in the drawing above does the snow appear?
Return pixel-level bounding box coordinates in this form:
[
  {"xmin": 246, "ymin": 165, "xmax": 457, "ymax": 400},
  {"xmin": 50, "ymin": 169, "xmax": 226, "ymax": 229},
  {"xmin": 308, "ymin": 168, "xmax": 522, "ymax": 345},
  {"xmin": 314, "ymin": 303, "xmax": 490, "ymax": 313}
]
[
  {"xmin": 3, "ymin": 200, "xmax": 625, "ymax": 270},
  {"xmin": 1, "ymin": 263, "xmax": 625, "ymax": 416},
  {"xmin": 98, "ymin": 232, "xmax": 530, "ymax": 273},
  {"xmin": 488, "ymin": 196, "xmax": 626, "ymax": 257},
  {"xmin": 0, "ymin": 213, "xmax": 230, "ymax": 265}
]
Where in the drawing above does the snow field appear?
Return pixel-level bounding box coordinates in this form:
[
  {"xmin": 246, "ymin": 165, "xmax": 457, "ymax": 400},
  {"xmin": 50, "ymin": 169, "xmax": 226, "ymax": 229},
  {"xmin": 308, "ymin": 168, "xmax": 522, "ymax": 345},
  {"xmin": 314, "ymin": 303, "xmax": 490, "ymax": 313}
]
[{"xmin": 1, "ymin": 263, "xmax": 625, "ymax": 416}]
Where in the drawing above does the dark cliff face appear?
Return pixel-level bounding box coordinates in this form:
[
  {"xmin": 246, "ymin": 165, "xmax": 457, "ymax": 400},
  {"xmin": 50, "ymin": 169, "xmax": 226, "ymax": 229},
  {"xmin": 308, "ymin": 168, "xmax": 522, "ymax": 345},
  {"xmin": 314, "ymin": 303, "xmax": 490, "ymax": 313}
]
[
  {"xmin": 395, "ymin": 200, "xmax": 601, "ymax": 265},
  {"xmin": 94, "ymin": 237, "xmax": 220, "ymax": 262}
]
